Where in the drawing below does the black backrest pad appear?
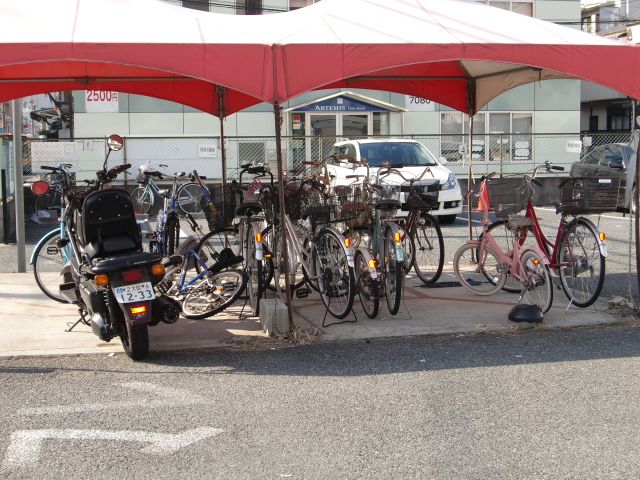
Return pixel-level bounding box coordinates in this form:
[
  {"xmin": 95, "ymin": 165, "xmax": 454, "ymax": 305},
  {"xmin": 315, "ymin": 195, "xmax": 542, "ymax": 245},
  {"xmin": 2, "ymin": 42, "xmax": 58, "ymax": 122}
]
[{"xmin": 80, "ymin": 188, "xmax": 141, "ymax": 253}]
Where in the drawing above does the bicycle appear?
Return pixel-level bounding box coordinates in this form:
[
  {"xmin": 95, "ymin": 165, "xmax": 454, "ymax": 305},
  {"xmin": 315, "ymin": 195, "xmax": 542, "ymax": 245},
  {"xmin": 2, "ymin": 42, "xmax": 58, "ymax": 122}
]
[
  {"xmin": 33, "ymin": 163, "xmax": 74, "ymax": 214},
  {"xmin": 394, "ymin": 167, "xmax": 445, "ymax": 284},
  {"xmin": 452, "ymin": 172, "xmax": 553, "ymax": 313},
  {"xmin": 146, "ymin": 171, "xmax": 189, "ymax": 257},
  {"xmin": 483, "ymin": 162, "xmax": 615, "ymax": 308},
  {"xmin": 344, "ymin": 159, "xmax": 409, "ymax": 316},
  {"xmin": 131, "ymin": 162, "xmax": 208, "ymax": 215},
  {"xmin": 30, "ymin": 165, "xmax": 83, "ymax": 303},
  {"xmin": 156, "ymin": 244, "xmax": 246, "ymax": 320}
]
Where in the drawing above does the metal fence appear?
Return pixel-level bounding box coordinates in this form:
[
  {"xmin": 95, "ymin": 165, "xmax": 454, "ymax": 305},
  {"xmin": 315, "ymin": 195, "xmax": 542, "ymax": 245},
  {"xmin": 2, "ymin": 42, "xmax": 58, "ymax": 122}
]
[{"xmin": 23, "ymin": 132, "xmax": 633, "ymax": 183}]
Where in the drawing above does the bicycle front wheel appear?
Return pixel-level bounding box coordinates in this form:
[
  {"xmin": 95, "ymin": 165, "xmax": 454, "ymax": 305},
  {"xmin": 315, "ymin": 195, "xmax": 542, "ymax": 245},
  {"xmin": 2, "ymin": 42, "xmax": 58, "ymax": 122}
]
[
  {"xmin": 32, "ymin": 230, "xmax": 69, "ymax": 303},
  {"xmin": 482, "ymin": 220, "xmax": 536, "ymax": 293},
  {"xmin": 520, "ymin": 249, "xmax": 553, "ymax": 313},
  {"xmin": 131, "ymin": 186, "xmax": 153, "ymax": 214},
  {"xmin": 453, "ymin": 243, "xmax": 506, "ymax": 295},
  {"xmin": 354, "ymin": 249, "xmax": 379, "ymax": 318},
  {"xmin": 413, "ymin": 213, "xmax": 444, "ymax": 284},
  {"xmin": 195, "ymin": 226, "xmax": 241, "ymax": 273},
  {"xmin": 181, "ymin": 269, "xmax": 246, "ymax": 319},
  {"xmin": 558, "ymin": 218, "xmax": 605, "ymax": 308},
  {"xmin": 314, "ymin": 229, "xmax": 355, "ymax": 319},
  {"xmin": 177, "ymin": 182, "xmax": 207, "ymax": 215},
  {"xmin": 164, "ymin": 215, "xmax": 180, "ymax": 256},
  {"xmin": 246, "ymin": 224, "xmax": 263, "ymax": 316},
  {"xmin": 383, "ymin": 226, "xmax": 403, "ymax": 315}
]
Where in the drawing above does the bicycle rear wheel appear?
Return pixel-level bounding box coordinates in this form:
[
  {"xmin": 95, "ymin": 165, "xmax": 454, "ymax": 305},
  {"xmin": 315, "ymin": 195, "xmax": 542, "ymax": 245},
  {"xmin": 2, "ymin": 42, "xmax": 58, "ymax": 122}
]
[
  {"xmin": 413, "ymin": 213, "xmax": 444, "ymax": 284},
  {"xmin": 558, "ymin": 218, "xmax": 605, "ymax": 308},
  {"xmin": 354, "ymin": 249, "xmax": 379, "ymax": 318},
  {"xmin": 520, "ymin": 249, "xmax": 553, "ymax": 313},
  {"xmin": 314, "ymin": 229, "xmax": 355, "ymax": 319},
  {"xmin": 383, "ymin": 226, "xmax": 403, "ymax": 315},
  {"xmin": 33, "ymin": 188, "xmax": 62, "ymax": 214},
  {"xmin": 177, "ymin": 182, "xmax": 207, "ymax": 214},
  {"xmin": 181, "ymin": 269, "xmax": 246, "ymax": 319},
  {"xmin": 131, "ymin": 186, "xmax": 153, "ymax": 214},
  {"xmin": 453, "ymin": 243, "xmax": 506, "ymax": 295},
  {"xmin": 32, "ymin": 230, "xmax": 69, "ymax": 303}
]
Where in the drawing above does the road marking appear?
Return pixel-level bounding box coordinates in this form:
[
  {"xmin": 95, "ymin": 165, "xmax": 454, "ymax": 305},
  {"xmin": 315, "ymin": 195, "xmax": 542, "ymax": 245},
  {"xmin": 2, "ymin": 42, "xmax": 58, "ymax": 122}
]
[
  {"xmin": 3, "ymin": 427, "xmax": 223, "ymax": 469},
  {"xmin": 17, "ymin": 382, "xmax": 208, "ymax": 416}
]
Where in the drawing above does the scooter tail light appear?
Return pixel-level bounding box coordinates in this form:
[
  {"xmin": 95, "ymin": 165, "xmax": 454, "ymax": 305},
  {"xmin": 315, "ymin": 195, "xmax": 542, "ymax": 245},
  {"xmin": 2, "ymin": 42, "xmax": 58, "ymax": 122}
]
[
  {"xmin": 121, "ymin": 268, "xmax": 143, "ymax": 282},
  {"xmin": 94, "ymin": 274, "xmax": 109, "ymax": 286},
  {"xmin": 130, "ymin": 305, "xmax": 147, "ymax": 314},
  {"xmin": 151, "ymin": 263, "xmax": 165, "ymax": 275}
]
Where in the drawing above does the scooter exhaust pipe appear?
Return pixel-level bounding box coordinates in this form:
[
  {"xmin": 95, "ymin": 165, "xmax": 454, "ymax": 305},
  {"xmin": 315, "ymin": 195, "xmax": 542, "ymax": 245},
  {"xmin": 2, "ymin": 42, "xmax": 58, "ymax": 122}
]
[{"xmin": 151, "ymin": 296, "xmax": 180, "ymax": 324}]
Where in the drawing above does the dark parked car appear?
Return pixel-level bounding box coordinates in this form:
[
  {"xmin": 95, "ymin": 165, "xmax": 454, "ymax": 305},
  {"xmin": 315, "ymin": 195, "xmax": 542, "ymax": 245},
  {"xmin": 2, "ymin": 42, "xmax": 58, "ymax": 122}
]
[{"xmin": 570, "ymin": 142, "xmax": 636, "ymax": 213}]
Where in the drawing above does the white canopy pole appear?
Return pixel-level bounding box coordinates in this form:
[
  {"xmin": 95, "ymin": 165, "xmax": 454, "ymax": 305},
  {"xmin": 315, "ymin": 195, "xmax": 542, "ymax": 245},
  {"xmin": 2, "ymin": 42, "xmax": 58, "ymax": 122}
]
[{"xmin": 12, "ymin": 98, "xmax": 25, "ymax": 272}]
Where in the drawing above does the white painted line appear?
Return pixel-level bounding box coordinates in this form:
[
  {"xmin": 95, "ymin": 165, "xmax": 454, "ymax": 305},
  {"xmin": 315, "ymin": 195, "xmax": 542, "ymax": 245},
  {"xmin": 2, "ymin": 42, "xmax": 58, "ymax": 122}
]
[
  {"xmin": 17, "ymin": 382, "xmax": 208, "ymax": 416},
  {"xmin": 3, "ymin": 427, "xmax": 223, "ymax": 469}
]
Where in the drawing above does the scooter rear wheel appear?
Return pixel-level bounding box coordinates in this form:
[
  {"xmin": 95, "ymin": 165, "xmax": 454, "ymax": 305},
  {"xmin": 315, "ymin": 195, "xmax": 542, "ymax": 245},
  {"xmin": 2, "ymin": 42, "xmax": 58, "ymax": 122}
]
[{"xmin": 121, "ymin": 317, "xmax": 149, "ymax": 361}]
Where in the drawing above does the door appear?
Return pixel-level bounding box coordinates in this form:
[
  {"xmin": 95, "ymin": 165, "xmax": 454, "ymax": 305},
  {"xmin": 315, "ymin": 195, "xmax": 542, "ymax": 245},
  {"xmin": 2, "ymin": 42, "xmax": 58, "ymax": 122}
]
[{"xmin": 308, "ymin": 114, "xmax": 337, "ymax": 163}]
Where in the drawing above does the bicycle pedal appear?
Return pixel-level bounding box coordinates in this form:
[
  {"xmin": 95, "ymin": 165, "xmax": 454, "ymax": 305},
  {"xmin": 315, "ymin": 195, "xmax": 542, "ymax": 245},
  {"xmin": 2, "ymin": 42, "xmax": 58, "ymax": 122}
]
[{"xmin": 296, "ymin": 288, "xmax": 310, "ymax": 298}]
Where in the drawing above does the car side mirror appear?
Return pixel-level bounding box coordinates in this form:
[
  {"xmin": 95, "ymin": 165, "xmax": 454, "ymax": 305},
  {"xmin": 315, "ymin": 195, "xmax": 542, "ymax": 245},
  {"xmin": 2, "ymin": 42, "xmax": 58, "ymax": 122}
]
[
  {"xmin": 609, "ymin": 160, "xmax": 624, "ymax": 169},
  {"xmin": 439, "ymin": 157, "xmax": 448, "ymax": 165}
]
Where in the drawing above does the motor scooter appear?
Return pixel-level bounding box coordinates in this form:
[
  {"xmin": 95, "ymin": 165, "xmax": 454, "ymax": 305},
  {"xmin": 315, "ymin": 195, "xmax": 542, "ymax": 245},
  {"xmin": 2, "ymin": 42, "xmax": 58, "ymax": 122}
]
[{"xmin": 54, "ymin": 135, "xmax": 180, "ymax": 360}]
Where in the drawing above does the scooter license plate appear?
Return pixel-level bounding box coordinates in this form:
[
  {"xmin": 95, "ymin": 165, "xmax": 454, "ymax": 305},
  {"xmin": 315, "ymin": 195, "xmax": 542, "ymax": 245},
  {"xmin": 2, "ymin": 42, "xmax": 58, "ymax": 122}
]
[{"xmin": 114, "ymin": 282, "xmax": 154, "ymax": 303}]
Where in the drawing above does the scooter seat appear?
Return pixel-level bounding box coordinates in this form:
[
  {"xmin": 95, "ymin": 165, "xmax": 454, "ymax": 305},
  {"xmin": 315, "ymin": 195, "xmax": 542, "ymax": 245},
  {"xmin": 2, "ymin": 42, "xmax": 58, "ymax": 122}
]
[{"xmin": 90, "ymin": 251, "xmax": 163, "ymax": 274}]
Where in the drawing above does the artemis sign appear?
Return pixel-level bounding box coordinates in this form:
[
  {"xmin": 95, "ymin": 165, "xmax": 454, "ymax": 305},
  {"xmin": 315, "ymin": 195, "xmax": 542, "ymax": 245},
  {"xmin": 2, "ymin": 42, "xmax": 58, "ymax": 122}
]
[{"xmin": 85, "ymin": 91, "xmax": 119, "ymax": 113}]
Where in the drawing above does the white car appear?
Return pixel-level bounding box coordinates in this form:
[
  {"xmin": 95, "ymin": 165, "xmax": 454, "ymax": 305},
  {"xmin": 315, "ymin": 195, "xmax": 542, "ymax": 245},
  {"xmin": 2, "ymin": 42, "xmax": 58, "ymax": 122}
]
[{"xmin": 326, "ymin": 139, "xmax": 463, "ymax": 224}]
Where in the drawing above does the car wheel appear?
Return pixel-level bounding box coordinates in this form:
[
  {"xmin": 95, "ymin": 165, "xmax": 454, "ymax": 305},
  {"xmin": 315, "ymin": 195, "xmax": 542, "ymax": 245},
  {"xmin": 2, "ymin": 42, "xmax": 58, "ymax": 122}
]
[{"xmin": 437, "ymin": 214, "xmax": 458, "ymax": 224}]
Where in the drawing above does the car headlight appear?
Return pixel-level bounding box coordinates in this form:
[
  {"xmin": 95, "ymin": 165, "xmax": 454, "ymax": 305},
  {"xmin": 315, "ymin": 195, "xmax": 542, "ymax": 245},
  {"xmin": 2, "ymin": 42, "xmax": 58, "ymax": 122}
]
[{"xmin": 441, "ymin": 173, "xmax": 459, "ymax": 190}]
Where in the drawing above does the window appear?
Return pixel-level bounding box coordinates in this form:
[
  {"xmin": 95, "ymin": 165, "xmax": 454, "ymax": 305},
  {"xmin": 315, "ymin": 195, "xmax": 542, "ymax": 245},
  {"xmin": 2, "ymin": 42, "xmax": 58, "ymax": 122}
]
[
  {"xmin": 182, "ymin": 0, "xmax": 209, "ymax": 11},
  {"xmin": 236, "ymin": 0, "xmax": 262, "ymax": 15},
  {"xmin": 440, "ymin": 111, "xmax": 533, "ymax": 162},
  {"xmin": 477, "ymin": 0, "xmax": 533, "ymax": 16},
  {"xmin": 600, "ymin": 146, "xmax": 624, "ymax": 168}
]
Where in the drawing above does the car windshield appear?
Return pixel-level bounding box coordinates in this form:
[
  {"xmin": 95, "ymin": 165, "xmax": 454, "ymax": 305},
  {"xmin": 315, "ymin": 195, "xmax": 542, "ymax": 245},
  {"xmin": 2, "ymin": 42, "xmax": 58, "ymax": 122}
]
[{"xmin": 358, "ymin": 142, "xmax": 439, "ymax": 167}]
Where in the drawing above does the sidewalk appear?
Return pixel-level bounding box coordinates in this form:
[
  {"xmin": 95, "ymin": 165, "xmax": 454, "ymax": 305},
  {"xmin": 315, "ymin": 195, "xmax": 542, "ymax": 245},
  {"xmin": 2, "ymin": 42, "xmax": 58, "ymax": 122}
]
[{"xmin": 0, "ymin": 269, "xmax": 624, "ymax": 359}]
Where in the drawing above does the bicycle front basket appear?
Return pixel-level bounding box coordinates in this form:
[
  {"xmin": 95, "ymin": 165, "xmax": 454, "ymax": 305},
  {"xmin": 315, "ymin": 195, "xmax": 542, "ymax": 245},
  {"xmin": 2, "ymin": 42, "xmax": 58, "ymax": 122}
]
[
  {"xmin": 559, "ymin": 177, "xmax": 621, "ymax": 215},
  {"xmin": 203, "ymin": 184, "xmax": 236, "ymax": 230},
  {"xmin": 400, "ymin": 180, "xmax": 440, "ymax": 211}
]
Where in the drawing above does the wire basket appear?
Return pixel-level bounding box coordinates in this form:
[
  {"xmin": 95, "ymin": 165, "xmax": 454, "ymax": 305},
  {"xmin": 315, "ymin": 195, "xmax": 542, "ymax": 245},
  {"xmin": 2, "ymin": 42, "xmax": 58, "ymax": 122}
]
[
  {"xmin": 559, "ymin": 177, "xmax": 621, "ymax": 215},
  {"xmin": 400, "ymin": 180, "xmax": 440, "ymax": 211},
  {"xmin": 203, "ymin": 184, "xmax": 236, "ymax": 230},
  {"xmin": 488, "ymin": 180, "xmax": 534, "ymax": 220}
]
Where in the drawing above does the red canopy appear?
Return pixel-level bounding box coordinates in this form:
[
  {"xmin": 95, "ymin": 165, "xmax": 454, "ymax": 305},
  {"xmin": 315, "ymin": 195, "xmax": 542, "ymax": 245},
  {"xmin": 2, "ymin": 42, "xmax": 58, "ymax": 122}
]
[
  {"xmin": 0, "ymin": 0, "xmax": 639, "ymax": 116},
  {"xmin": 268, "ymin": 0, "xmax": 640, "ymax": 113},
  {"xmin": 0, "ymin": 0, "xmax": 272, "ymax": 116}
]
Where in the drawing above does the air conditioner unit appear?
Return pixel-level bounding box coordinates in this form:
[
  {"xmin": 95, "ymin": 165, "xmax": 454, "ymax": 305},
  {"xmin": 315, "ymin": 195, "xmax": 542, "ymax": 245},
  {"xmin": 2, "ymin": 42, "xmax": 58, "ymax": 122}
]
[{"xmin": 627, "ymin": 25, "xmax": 640, "ymax": 44}]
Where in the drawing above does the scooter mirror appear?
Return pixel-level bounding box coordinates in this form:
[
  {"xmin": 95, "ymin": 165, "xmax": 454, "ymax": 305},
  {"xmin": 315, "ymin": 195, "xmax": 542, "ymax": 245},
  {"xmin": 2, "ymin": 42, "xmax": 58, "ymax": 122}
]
[{"xmin": 107, "ymin": 134, "xmax": 124, "ymax": 151}]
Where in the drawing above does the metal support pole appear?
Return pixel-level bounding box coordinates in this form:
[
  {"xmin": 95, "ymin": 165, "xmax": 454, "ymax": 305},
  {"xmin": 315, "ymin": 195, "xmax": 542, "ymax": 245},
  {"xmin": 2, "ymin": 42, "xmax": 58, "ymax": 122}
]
[
  {"xmin": 12, "ymin": 97, "xmax": 26, "ymax": 272},
  {"xmin": 217, "ymin": 85, "xmax": 227, "ymax": 209},
  {"xmin": 273, "ymin": 102, "xmax": 295, "ymax": 330},
  {"xmin": 634, "ymin": 100, "xmax": 640, "ymax": 298},
  {"xmin": 467, "ymin": 114, "xmax": 474, "ymax": 240}
]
